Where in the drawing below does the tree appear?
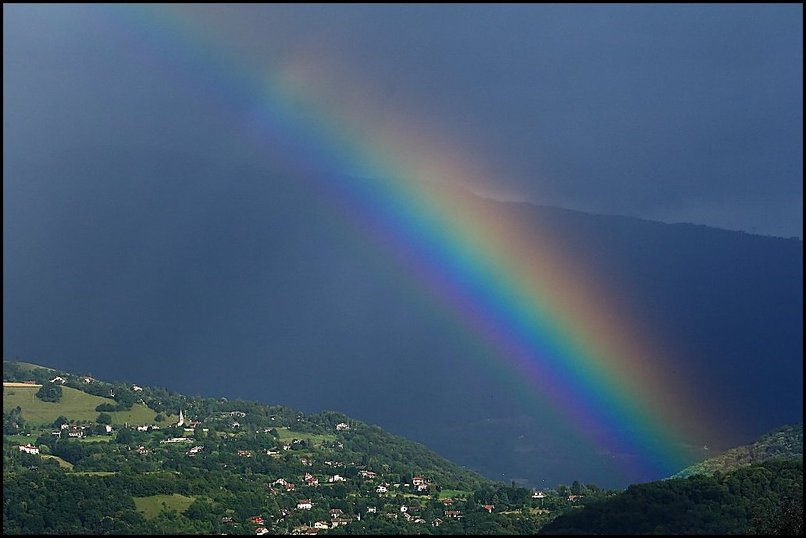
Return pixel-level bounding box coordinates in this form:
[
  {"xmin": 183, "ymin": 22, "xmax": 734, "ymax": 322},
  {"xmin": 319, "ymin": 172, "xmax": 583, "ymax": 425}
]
[
  {"xmin": 53, "ymin": 416, "xmax": 69, "ymax": 428},
  {"xmin": 36, "ymin": 382, "xmax": 63, "ymax": 403},
  {"xmin": 97, "ymin": 413, "xmax": 113, "ymax": 425},
  {"xmin": 115, "ymin": 428, "xmax": 134, "ymax": 445}
]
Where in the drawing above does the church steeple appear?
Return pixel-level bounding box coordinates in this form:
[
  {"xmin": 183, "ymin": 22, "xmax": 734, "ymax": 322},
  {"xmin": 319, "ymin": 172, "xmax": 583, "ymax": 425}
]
[{"xmin": 177, "ymin": 409, "xmax": 184, "ymax": 427}]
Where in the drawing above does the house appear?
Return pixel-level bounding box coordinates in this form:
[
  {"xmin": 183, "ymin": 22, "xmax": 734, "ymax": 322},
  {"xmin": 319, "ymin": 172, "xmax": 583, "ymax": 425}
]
[
  {"xmin": 67, "ymin": 427, "xmax": 85, "ymax": 438},
  {"xmin": 135, "ymin": 446, "xmax": 150, "ymax": 455},
  {"xmin": 335, "ymin": 422, "xmax": 350, "ymax": 431},
  {"xmin": 432, "ymin": 518, "xmax": 443, "ymax": 527},
  {"xmin": 304, "ymin": 474, "xmax": 319, "ymax": 487},
  {"xmin": 567, "ymin": 494, "xmax": 583, "ymax": 502},
  {"xmin": 330, "ymin": 508, "xmax": 343, "ymax": 518},
  {"xmin": 160, "ymin": 437, "xmax": 192, "ymax": 444},
  {"xmin": 238, "ymin": 450, "xmax": 253, "ymax": 458},
  {"xmin": 411, "ymin": 476, "xmax": 426, "ymax": 486},
  {"xmin": 284, "ymin": 482, "xmax": 296, "ymax": 492},
  {"xmin": 366, "ymin": 507, "xmax": 377, "ymax": 514},
  {"xmin": 359, "ymin": 470, "xmax": 376, "ymax": 479},
  {"xmin": 50, "ymin": 376, "xmax": 67, "ymax": 384},
  {"xmin": 82, "ymin": 377, "xmax": 94, "ymax": 383},
  {"xmin": 131, "ymin": 384, "xmax": 143, "ymax": 392},
  {"xmin": 482, "ymin": 505, "xmax": 494, "ymax": 513},
  {"xmin": 255, "ymin": 527, "xmax": 269, "ymax": 535},
  {"xmin": 299, "ymin": 457, "xmax": 312, "ymax": 466},
  {"xmin": 273, "ymin": 478, "xmax": 287, "ymax": 486},
  {"xmin": 314, "ymin": 521, "xmax": 330, "ymax": 530},
  {"xmin": 416, "ymin": 484, "xmax": 429, "ymax": 492},
  {"xmin": 376, "ymin": 484, "xmax": 388, "ymax": 493},
  {"xmin": 17, "ymin": 444, "xmax": 39, "ymax": 455},
  {"xmin": 444, "ymin": 510, "xmax": 462, "ymax": 518},
  {"xmin": 331, "ymin": 518, "xmax": 350, "ymax": 527},
  {"xmin": 442, "ymin": 498, "xmax": 453, "ymax": 506},
  {"xmin": 297, "ymin": 499, "xmax": 312, "ymax": 510},
  {"xmin": 532, "ymin": 490, "xmax": 546, "ymax": 499},
  {"xmin": 186, "ymin": 446, "xmax": 204, "ymax": 456},
  {"xmin": 249, "ymin": 516, "xmax": 265, "ymax": 525},
  {"xmin": 329, "ymin": 474, "xmax": 346, "ymax": 482}
]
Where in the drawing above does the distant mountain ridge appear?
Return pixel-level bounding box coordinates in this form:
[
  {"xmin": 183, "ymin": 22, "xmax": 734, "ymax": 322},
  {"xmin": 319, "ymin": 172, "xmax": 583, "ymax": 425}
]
[
  {"xmin": 672, "ymin": 423, "xmax": 803, "ymax": 479},
  {"xmin": 3, "ymin": 149, "xmax": 803, "ymax": 488}
]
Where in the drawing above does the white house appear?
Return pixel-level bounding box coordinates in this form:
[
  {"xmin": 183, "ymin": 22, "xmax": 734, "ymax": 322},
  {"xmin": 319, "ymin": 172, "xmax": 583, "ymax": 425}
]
[
  {"xmin": 17, "ymin": 444, "xmax": 39, "ymax": 455},
  {"xmin": 297, "ymin": 499, "xmax": 313, "ymax": 510},
  {"xmin": 335, "ymin": 422, "xmax": 350, "ymax": 431}
]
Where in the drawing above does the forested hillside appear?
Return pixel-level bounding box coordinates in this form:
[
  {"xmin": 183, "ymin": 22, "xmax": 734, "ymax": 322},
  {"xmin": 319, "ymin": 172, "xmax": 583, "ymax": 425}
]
[
  {"xmin": 673, "ymin": 423, "xmax": 803, "ymax": 479},
  {"xmin": 539, "ymin": 459, "xmax": 802, "ymax": 535}
]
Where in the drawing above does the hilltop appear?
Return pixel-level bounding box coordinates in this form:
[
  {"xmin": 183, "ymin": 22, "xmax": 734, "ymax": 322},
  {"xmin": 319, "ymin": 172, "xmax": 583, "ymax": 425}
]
[
  {"xmin": 672, "ymin": 423, "xmax": 803, "ymax": 479},
  {"xmin": 539, "ymin": 425, "xmax": 803, "ymax": 535}
]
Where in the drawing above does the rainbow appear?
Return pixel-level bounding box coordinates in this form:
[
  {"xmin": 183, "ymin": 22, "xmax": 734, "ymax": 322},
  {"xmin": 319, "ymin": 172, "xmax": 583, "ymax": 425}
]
[{"xmin": 109, "ymin": 5, "xmax": 716, "ymax": 481}]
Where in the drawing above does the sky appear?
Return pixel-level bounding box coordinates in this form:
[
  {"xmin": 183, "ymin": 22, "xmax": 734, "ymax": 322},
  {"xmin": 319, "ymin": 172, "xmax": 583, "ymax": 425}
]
[
  {"xmin": 3, "ymin": 4, "xmax": 803, "ymax": 488},
  {"xmin": 4, "ymin": 3, "xmax": 802, "ymax": 238}
]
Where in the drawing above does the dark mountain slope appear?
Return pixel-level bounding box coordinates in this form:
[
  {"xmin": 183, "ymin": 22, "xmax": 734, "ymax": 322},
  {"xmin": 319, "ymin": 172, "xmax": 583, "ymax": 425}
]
[{"xmin": 4, "ymin": 148, "xmax": 802, "ymax": 488}]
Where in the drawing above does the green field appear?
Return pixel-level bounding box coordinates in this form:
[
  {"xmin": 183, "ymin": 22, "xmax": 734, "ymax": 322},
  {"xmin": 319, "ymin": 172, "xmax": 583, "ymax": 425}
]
[
  {"xmin": 274, "ymin": 426, "xmax": 337, "ymax": 446},
  {"xmin": 438, "ymin": 489, "xmax": 471, "ymax": 499},
  {"xmin": 3, "ymin": 385, "xmax": 170, "ymax": 426},
  {"xmin": 133, "ymin": 494, "xmax": 196, "ymax": 519},
  {"xmin": 72, "ymin": 471, "xmax": 117, "ymax": 476},
  {"xmin": 41, "ymin": 454, "xmax": 73, "ymax": 469}
]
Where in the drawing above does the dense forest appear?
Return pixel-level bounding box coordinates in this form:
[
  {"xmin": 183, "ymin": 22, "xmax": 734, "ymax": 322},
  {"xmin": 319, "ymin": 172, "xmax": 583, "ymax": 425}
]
[{"xmin": 540, "ymin": 459, "xmax": 802, "ymax": 535}]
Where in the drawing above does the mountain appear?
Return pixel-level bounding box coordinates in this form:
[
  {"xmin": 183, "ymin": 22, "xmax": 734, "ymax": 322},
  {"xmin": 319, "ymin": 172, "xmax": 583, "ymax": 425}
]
[
  {"xmin": 538, "ymin": 459, "xmax": 803, "ymax": 535},
  {"xmin": 4, "ymin": 148, "xmax": 803, "ymax": 488},
  {"xmin": 7, "ymin": 363, "xmax": 800, "ymax": 535},
  {"xmin": 672, "ymin": 423, "xmax": 803, "ymax": 479},
  {"xmin": 4, "ymin": 361, "xmax": 558, "ymax": 534},
  {"xmin": 538, "ymin": 426, "xmax": 803, "ymax": 535}
]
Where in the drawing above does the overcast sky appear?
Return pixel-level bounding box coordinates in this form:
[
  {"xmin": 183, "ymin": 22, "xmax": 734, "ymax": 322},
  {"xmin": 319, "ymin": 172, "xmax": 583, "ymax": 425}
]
[
  {"xmin": 3, "ymin": 4, "xmax": 803, "ymax": 488},
  {"xmin": 4, "ymin": 3, "xmax": 802, "ymax": 238}
]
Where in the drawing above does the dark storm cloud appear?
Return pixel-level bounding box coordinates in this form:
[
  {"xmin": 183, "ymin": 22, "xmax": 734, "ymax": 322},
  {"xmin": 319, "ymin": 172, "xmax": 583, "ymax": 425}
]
[
  {"xmin": 3, "ymin": 4, "xmax": 803, "ymax": 488},
  {"xmin": 4, "ymin": 4, "xmax": 802, "ymax": 237}
]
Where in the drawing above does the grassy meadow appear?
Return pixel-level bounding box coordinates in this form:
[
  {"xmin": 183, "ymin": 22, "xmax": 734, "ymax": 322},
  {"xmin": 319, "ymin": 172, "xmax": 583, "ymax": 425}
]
[
  {"xmin": 3, "ymin": 384, "xmax": 169, "ymax": 426},
  {"xmin": 133, "ymin": 494, "xmax": 197, "ymax": 519}
]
